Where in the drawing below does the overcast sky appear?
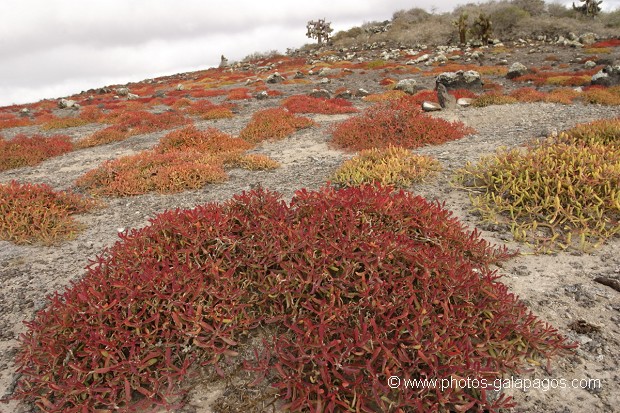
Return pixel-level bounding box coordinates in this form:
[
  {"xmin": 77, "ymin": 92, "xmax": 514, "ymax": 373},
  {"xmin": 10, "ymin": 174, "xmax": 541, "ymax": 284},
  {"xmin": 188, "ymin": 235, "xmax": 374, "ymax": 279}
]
[{"xmin": 1, "ymin": 0, "xmax": 618, "ymax": 107}]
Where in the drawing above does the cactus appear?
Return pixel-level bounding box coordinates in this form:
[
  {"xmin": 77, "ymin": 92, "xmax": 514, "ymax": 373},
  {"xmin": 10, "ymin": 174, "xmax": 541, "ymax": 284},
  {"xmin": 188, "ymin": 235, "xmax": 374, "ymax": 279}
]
[
  {"xmin": 572, "ymin": 0, "xmax": 603, "ymax": 16},
  {"xmin": 471, "ymin": 13, "xmax": 492, "ymax": 44},
  {"xmin": 306, "ymin": 18, "xmax": 333, "ymax": 45},
  {"xmin": 452, "ymin": 13, "xmax": 469, "ymax": 45}
]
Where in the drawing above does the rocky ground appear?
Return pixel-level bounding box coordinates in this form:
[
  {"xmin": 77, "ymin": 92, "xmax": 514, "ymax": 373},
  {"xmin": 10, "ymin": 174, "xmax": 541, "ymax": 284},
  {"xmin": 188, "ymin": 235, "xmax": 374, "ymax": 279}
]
[{"xmin": 0, "ymin": 39, "xmax": 619, "ymax": 412}]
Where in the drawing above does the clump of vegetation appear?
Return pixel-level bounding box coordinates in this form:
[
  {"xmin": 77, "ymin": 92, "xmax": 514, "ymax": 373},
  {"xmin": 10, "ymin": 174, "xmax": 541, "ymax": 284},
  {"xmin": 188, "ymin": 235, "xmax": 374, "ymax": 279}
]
[
  {"xmin": 581, "ymin": 86, "xmax": 620, "ymax": 105},
  {"xmin": 282, "ymin": 95, "xmax": 358, "ymax": 114},
  {"xmin": 0, "ymin": 181, "xmax": 99, "ymax": 245},
  {"xmin": 472, "ymin": 93, "xmax": 518, "ymax": 107},
  {"xmin": 238, "ymin": 108, "xmax": 314, "ymax": 144},
  {"xmin": 75, "ymin": 150, "xmax": 227, "ymax": 197},
  {"xmin": 0, "ymin": 134, "xmax": 73, "ymax": 171},
  {"xmin": 10, "ymin": 184, "xmax": 575, "ymax": 412},
  {"xmin": 455, "ymin": 119, "xmax": 620, "ymax": 252},
  {"xmin": 0, "ymin": 113, "xmax": 31, "ymax": 129},
  {"xmin": 155, "ymin": 124, "xmax": 253, "ymax": 163},
  {"xmin": 229, "ymin": 153, "xmax": 281, "ymax": 170},
  {"xmin": 75, "ymin": 110, "xmax": 189, "ymax": 148},
  {"xmin": 559, "ymin": 117, "xmax": 620, "ymax": 146},
  {"xmin": 362, "ymin": 90, "xmax": 407, "ymax": 102},
  {"xmin": 331, "ymin": 146, "xmax": 441, "ymax": 187},
  {"xmin": 40, "ymin": 116, "xmax": 92, "ymax": 130},
  {"xmin": 226, "ymin": 88, "xmax": 252, "ymax": 101},
  {"xmin": 331, "ymin": 97, "xmax": 475, "ymax": 152}
]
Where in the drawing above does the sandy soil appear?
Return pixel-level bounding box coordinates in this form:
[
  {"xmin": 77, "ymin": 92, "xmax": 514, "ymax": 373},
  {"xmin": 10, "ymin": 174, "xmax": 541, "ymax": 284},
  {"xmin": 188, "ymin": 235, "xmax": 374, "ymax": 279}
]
[{"xmin": 1, "ymin": 41, "xmax": 620, "ymax": 412}]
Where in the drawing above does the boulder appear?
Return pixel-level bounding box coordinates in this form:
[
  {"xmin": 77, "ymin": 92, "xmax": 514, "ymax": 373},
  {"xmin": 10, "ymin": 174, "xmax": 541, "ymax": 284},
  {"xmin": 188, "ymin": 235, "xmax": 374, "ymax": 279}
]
[
  {"xmin": 436, "ymin": 84, "xmax": 457, "ymax": 110},
  {"xmin": 584, "ymin": 60, "xmax": 597, "ymax": 69},
  {"xmin": 309, "ymin": 89, "xmax": 331, "ymax": 99},
  {"xmin": 255, "ymin": 91, "xmax": 269, "ymax": 100},
  {"xmin": 506, "ymin": 62, "xmax": 528, "ymax": 79},
  {"xmin": 457, "ymin": 98, "xmax": 473, "ymax": 107},
  {"xmin": 579, "ymin": 33, "xmax": 597, "ymax": 46},
  {"xmin": 58, "ymin": 99, "xmax": 77, "ymax": 109},
  {"xmin": 436, "ymin": 70, "xmax": 483, "ymax": 92},
  {"xmin": 591, "ymin": 65, "xmax": 620, "ymax": 87},
  {"xmin": 127, "ymin": 93, "xmax": 140, "ymax": 100},
  {"xmin": 115, "ymin": 87, "xmax": 129, "ymax": 96},
  {"xmin": 266, "ymin": 72, "xmax": 286, "ymax": 84},
  {"xmin": 394, "ymin": 79, "xmax": 418, "ymax": 95},
  {"xmin": 335, "ymin": 89, "xmax": 353, "ymax": 99},
  {"xmin": 355, "ymin": 88, "xmax": 370, "ymax": 98},
  {"xmin": 422, "ymin": 101, "xmax": 442, "ymax": 112},
  {"xmin": 408, "ymin": 54, "xmax": 430, "ymax": 64}
]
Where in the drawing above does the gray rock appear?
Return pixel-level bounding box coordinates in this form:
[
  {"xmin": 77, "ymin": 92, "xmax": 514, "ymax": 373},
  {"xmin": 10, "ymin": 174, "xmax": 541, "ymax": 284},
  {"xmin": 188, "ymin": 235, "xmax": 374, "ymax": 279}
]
[
  {"xmin": 394, "ymin": 79, "xmax": 418, "ymax": 95},
  {"xmin": 335, "ymin": 89, "xmax": 353, "ymax": 99},
  {"xmin": 412, "ymin": 54, "xmax": 430, "ymax": 64},
  {"xmin": 457, "ymin": 98, "xmax": 473, "ymax": 107},
  {"xmin": 422, "ymin": 101, "xmax": 442, "ymax": 112},
  {"xmin": 309, "ymin": 89, "xmax": 331, "ymax": 99},
  {"xmin": 266, "ymin": 72, "xmax": 285, "ymax": 84},
  {"xmin": 255, "ymin": 91, "xmax": 269, "ymax": 100},
  {"xmin": 58, "ymin": 99, "xmax": 77, "ymax": 109},
  {"xmin": 436, "ymin": 84, "xmax": 457, "ymax": 110},
  {"xmin": 436, "ymin": 70, "xmax": 483, "ymax": 92},
  {"xmin": 115, "ymin": 87, "xmax": 129, "ymax": 96},
  {"xmin": 591, "ymin": 65, "xmax": 620, "ymax": 87},
  {"xmin": 584, "ymin": 60, "xmax": 597, "ymax": 69},
  {"xmin": 176, "ymin": 84, "xmax": 184, "ymax": 91},
  {"xmin": 355, "ymin": 88, "xmax": 370, "ymax": 98},
  {"xmin": 506, "ymin": 62, "xmax": 528, "ymax": 79},
  {"xmin": 435, "ymin": 54, "xmax": 448, "ymax": 64},
  {"xmin": 127, "ymin": 93, "xmax": 140, "ymax": 100},
  {"xmin": 579, "ymin": 33, "xmax": 597, "ymax": 45}
]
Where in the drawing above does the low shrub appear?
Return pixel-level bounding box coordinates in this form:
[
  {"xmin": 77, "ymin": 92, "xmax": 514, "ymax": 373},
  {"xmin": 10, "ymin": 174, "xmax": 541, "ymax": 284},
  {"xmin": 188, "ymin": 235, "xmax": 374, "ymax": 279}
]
[
  {"xmin": 229, "ymin": 153, "xmax": 281, "ymax": 170},
  {"xmin": 200, "ymin": 106, "xmax": 235, "ymax": 120},
  {"xmin": 0, "ymin": 113, "xmax": 31, "ymax": 129},
  {"xmin": 75, "ymin": 125, "xmax": 128, "ymax": 149},
  {"xmin": 226, "ymin": 88, "xmax": 252, "ymax": 101},
  {"xmin": 282, "ymin": 95, "xmax": 358, "ymax": 114},
  {"xmin": 581, "ymin": 86, "xmax": 620, "ymax": 105},
  {"xmin": 40, "ymin": 116, "xmax": 92, "ymax": 130},
  {"xmin": 545, "ymin": 75, "xmax": 591, "ymax": 87},
  {"xmin": 543, "ymin": 88, "xmax": 581, "ymax": 105},
  {"xmin": 590, "ymin": 38, "xmax": 620, "ymax": 48},
  {"xmin": 362, "ymin": 90, "xmax": 407, "ymax": 102},
  {"xmin": 238, "ymin": 108, "xmax": 314, "ymax": 144},
  {"xmin": 155, "ymin": 125, "xmax": 253, "ymax": 162},
  {"xmin": 75, "ymin": 150, "xmax": 227, "ymax": 197},
  {"xmin": 455, "ymin": 138, "xmax": 620, "ymax": 252},
  {"xmin": 11, "ymin": 184, "xmax": 574, "ymax": 412},
  {"xmin": 331, "ymin": 97, "xmax": 475, "ymax": 151},
  {"xmin": 0, "ymin": 181, "xmax": 98, "ymax": 245},
  {"xmin": 180, "ymin": 100, "xmax": 236, "ymax": 120},
  {"xmin": 472, "ymin": 93, "xmax": 518, "ymax": 107},
  {"xmin": 76, "ymin": 111, "xmax": 189, "ymax": 148},
  {"xmin": 559, "ymin": 117, "xmax": 620, "ymax": 147},
  {"xmin": 331, "ymin": 146, "xmax": 441, "ymax": 187},
  {"xmin": 0, "ymin": 134, "xmax": 73, "ymax": 171},
  {"xmin": 509, "ymin": 87, "xmax": 546, "ymax": 103}
]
